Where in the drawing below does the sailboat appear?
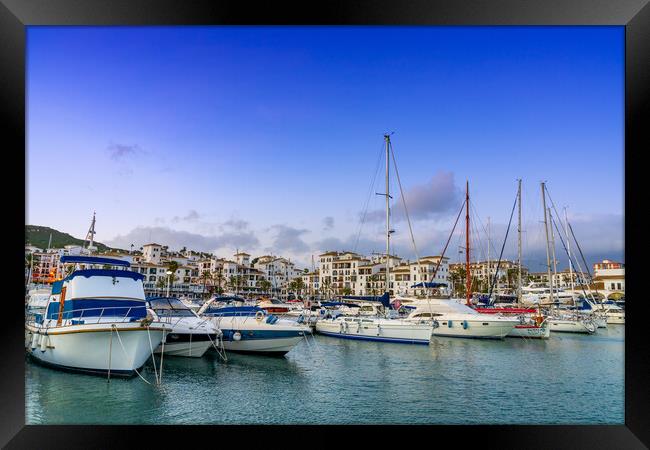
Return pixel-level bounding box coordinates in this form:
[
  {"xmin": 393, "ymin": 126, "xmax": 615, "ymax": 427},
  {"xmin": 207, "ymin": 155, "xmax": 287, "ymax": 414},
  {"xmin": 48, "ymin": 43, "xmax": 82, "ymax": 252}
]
[
  {"xmin": 397, "ymin": 181, "xmax": 519, "ymax": 339},
  {"xmin": 471, "ymin": 180, "xmax": 550, "ymax": 338},
  {"xmin": 541, "ymin": 183, "xmax": 596, "ymax": 334},
  {"xmin": 315, "ymin": 134, "xmax": 434, "ymax": 344}
]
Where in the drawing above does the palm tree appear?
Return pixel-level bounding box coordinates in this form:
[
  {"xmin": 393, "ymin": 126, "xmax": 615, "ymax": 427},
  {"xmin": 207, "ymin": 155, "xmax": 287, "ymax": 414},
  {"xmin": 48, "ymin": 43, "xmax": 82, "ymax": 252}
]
[
  {"xmin": 369, "ymin": 274, "xmax": 379, "ymax": 296},
  {"xmin": 200, "ymin": 270, "xmax": 212, "ymax": 299},
  {"xmin": 228, "ymin": 275, "xmax": 241, "ymax": 295},
  {"xmin": 213, "ymin": 271, "xmax": 225, "ymax": 295},
  {"xmin": 452, "ymin": 266, "xmax": 467, "ymax": 297},
  {"xmin": 322, "ymin": 278, "xmax": 332, "ymax": 299},
  {"xmin": 155, "ymin": 277, "xmax": 167, "ymax": 294},
  {"xmin": 257, "ymin": 278, "xmax": 272, "ymax": 295},
  {"xmin": 292, "ymin": 278, "xmax": 306, "ymax": 298}
]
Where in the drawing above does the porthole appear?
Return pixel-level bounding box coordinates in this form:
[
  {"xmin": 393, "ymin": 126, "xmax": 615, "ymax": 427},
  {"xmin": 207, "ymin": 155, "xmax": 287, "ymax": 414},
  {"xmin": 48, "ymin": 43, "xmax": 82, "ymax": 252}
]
[{"xmin": 482, "ymin": 323, "xmax": 489, "ymax": 326}]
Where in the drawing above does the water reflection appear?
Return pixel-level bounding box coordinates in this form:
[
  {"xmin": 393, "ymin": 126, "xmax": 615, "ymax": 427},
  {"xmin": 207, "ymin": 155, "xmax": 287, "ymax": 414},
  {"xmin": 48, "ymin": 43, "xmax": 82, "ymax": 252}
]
[{"xmin": 26, "ymin": 327, "xmax": 625, "ymax": 425}]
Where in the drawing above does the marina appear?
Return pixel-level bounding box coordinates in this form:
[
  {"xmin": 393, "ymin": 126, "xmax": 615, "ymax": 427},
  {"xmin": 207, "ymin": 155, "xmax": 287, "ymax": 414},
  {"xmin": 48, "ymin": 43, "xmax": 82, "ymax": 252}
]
[
  {"xmin": 23, "ymin": 134, "xmax": 627, "ymax": 424},
  {"xmin": 26, "ymin": 324, "xmax": 624, "ymax": 425},
  {"xmin": 22, "ymin": 26, "xmax": 627, "ymax": 431}
]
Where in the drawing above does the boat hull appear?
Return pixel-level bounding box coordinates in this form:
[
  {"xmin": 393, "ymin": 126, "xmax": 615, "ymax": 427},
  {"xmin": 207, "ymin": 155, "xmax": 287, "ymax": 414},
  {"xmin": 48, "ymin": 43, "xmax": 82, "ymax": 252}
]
[
  {"xmin": 154, "ymin": 335, "xmax": 216, "ymax": 358},
  {"xmin": 315, "ymin": 319, "xmax": 432, "ymax": 344},
  {"xmin": 605, "ymin": 313, "xmax": 625, "ymax": 324},
  {"xmin": 222, "ymin": 336, "xmax": 305, "ymax": 355},
  {"xmin": 507, "ymin": 324, "xmax": 551, "ymax": 339},
  {"xmin": 25, "ymin": 323, "xmax": 166, "ymax": 377},
  {"xmin": 206, "ymin": 316, "xmax": 310, "ymax": 355},
  {"xmin": 432, "ymin": 318, "xmax": 517, "ymax": 339},
  {"xmin": 548, "ymin": 319, "xmax": 596, "ymax": 334}
]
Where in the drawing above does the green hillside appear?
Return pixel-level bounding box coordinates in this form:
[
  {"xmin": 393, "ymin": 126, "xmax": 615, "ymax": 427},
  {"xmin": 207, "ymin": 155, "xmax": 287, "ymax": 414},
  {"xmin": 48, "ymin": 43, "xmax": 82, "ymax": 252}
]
[{"xmin": 25, "ymin": 225, "xmax": 122, "ymax": 252}]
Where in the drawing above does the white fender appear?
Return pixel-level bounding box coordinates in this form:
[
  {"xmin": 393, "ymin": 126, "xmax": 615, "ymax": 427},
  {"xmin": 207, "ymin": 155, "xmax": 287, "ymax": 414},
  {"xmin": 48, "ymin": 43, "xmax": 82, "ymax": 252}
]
[
  {"xmin": 31, "ymin": 333, "xmax": 39, "ymax": 349},
  {"xmin": 40, "ymin": 334, "xmax": 48, "ymax": 352}
]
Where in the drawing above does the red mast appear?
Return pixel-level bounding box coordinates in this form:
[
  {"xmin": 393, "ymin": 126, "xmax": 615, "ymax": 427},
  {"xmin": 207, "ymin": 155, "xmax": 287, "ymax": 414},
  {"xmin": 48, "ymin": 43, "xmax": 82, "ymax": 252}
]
[{"xmin": 465, "ymin": 180, "xmax": 471, "ymax": 306}]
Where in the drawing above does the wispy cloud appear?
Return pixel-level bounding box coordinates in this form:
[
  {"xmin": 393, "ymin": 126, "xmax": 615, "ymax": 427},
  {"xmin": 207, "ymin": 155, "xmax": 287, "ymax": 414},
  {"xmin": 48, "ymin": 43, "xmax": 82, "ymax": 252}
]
[
  {"xmin": 322, "ymin": 216, "xmax": 335, "ymax": 231},
  {"xmin": 107, "ymin": 143, "xmax": 143, "ymax": 161},
  {"xmin": 364, "ymin": 171, "xmax": 461, "ymax": 223},
  {"xmin": 171, "ymin": 210, "xmax": 201, "ymax": 223},
  {"xmin": 106, "ymin": 226, "xmax": 260, "ymax": 253},
  {"xmin": 266, "ymin": 225, "xmax": 310, "ymax": 254}
]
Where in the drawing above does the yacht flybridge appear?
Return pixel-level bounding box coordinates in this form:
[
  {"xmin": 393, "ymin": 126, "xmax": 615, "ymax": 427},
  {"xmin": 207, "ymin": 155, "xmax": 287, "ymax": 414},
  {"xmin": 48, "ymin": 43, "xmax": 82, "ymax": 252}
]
[
  {"xmin": 314, "ymin": 134, "xmax": 434, "ymax": 345},
  {"xmin": 25, "ymin": 255, "xmax": 170, "ymax": 377}
]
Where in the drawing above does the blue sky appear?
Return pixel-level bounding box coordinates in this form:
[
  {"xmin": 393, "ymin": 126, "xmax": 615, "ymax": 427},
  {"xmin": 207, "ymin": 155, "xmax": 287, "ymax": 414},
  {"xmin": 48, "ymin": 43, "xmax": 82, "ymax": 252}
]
[{"xmin": 27, "ymin": 26, "xmax": 624, "ymax": 270}]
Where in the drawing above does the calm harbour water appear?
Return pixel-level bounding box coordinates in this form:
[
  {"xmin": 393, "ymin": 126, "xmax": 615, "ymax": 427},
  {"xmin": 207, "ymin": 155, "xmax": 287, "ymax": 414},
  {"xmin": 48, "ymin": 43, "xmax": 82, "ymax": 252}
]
[{"xmin": 26, "ymin": 325, "xmax": 624, "ymax": 425}]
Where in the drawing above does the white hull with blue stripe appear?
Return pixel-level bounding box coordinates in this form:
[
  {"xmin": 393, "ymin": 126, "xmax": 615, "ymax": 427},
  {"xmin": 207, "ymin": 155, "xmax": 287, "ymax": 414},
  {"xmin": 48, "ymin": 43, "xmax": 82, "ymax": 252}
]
[
  {"xmin": 24, "ymin": 255, "xmax": 170, "ymax": 377},
  {"xmin": 199, "ymin": 303, "xmax": 311, "ymax": 355}
]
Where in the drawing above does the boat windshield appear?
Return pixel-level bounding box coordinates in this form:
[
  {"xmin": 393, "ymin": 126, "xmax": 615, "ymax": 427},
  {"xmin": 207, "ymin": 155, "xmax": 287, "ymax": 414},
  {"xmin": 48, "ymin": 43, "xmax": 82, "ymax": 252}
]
[{"xmin": 148, "ymin": 297, "xmax": 196, "ymax": 317}]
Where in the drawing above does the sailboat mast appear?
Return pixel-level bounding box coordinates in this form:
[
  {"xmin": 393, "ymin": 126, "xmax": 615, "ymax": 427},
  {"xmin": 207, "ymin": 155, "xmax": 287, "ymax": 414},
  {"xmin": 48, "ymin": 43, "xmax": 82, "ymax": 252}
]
[
  {"xmin": 541, "ymin": 182, "xmax": 554, "ymax": 304},
  {"xmin": 548, "ymin": 207, "xmax": 558, "ymax": 284},
  {"xmin": 487, "ymin": 216, "xmax": 490, "ymax": 292},
  {"xmin": 85, "ymin": 211, "xmax": 97, "ymax": 253},
  {"xmin": 384, "ymin": 133, "xmax": 391, "ymax": 296},
  {"xmin": 517, "ymin": 179, "xmax": 522, "ymax": 304},
  {"xmin": 465, "ymin": 180, "xmax": 471, "ymax": 306},
  {"xmin": 564, "ymin": 207, "xmax": 574, "ymax": 291}
]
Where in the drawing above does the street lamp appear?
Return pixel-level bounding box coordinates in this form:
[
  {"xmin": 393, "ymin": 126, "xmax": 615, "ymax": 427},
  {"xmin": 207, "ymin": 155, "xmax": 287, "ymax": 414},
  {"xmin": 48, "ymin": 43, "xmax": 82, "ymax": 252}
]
[{"xmin": 166, "ymin": 270, "xmax": 173, "ymax": 297}]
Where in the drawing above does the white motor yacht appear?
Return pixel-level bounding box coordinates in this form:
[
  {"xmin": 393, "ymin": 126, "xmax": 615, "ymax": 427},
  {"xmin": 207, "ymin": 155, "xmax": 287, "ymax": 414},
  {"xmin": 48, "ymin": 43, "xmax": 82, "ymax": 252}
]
[
  {"xmin": 25, "ymin": 255, "xmax": 170, "ymax": 377},
  {"xmin": 198, "ymin": 300, "xmax": 310, "ymax": 356},
  {"xmin": 399, "ymin": 297, "xmax": 519, "ymax": 339},
  {"xmin": 595, "ymin": 302, "xmax": 625, "ymax": 325},
  {"xmin": 521, "ymin": 283, "xmax": 578, "ymax": 305},
  {"xmin": 147, "ymin": 297, "xmax": 221, "ymax": 358}
]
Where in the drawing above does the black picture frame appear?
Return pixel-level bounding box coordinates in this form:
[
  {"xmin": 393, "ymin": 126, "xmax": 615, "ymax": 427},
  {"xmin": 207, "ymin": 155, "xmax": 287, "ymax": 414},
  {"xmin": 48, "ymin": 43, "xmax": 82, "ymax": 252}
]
[{"xmin": 2, "ymin": 0, "xmax": 647, "ymax": 448}]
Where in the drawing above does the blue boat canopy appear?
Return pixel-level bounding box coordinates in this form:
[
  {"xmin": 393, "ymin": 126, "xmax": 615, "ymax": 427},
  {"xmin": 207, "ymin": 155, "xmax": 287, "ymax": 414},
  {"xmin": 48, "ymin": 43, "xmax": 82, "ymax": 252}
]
[
  {"xmin": 64, "ymin": 269, "xmax": 144, "ymax": 282},
  {"xmin": 60, "ymin": 255, "xmax": 130, "ymax": 267},
  {"xmin": 410, "ymin": 282, "xmax": 447, "ymax": 288},
  {"xmin": 202, "ymin": 305, "xmax": 264, "ymax": 317}
]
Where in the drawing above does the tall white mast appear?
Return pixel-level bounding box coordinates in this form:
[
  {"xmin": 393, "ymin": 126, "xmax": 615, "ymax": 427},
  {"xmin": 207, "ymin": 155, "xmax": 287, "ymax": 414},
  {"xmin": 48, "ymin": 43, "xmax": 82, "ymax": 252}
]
[
  {"xmin": 548, "ymin": 207, "xmax": 558, "ymax": 285},
  {"xmin": 517, "ymin": 179, "xmax": 522, "ymax": 304},
  {"xmin": 564, "ymin": 207, "xmax": 574, "ymax": 291},
  {"xmin": 384, "ymin": 133, "xmax": 391, "ymax": 296},
  {"xmin": 541, "ymin": 182, "xmax": 554, "ymax": 304},
  {"xmin": 487, "ymin": 216, "xmax": 491, "ymax": 292}
]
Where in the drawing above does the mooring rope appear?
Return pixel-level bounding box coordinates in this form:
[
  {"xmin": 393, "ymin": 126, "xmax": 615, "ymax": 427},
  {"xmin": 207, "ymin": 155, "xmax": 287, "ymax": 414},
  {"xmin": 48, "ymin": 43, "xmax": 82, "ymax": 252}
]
[
  {"xmin": 113, "ymin": 325, "xmax": 152, "ymax": 385},
  {"xmin": 146, "ymin": 326, "xmax": 160, "ymax": 385}
]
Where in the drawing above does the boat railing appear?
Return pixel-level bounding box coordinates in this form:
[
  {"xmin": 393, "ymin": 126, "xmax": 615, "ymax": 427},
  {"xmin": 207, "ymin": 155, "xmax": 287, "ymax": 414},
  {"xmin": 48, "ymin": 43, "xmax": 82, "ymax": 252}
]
[{"xmin": 26, "ymin": 305, "xmax": 150, "ymax": 328}]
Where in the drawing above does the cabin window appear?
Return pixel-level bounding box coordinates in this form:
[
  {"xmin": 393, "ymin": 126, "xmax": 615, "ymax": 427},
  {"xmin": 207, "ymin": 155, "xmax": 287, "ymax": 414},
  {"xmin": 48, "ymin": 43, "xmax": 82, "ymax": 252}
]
[{"xmin": 482, "ymin": 323, "xmax": 489, "ymax": 326}]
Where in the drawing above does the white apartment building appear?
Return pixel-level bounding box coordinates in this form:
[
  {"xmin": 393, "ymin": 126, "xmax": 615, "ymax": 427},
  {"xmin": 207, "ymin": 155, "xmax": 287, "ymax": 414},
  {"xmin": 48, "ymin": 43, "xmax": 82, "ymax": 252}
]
[
  {"xmin": 317, "ymin": 251, "xmax": 450, "ymax": 297},
  {"xmin": 301, "ymin": 270, "xmax": 320, "ymax": 295},
  {"xmin": 254, "ymin": 255, "xmax": 303, "ymax": 297},
  {"xmin": 142, "ymin": 243, "xmax": 164, "ymax": 264},
  {"xmin": 593, "ymin": 260, "xmax": 625, "ymax": 293}
]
